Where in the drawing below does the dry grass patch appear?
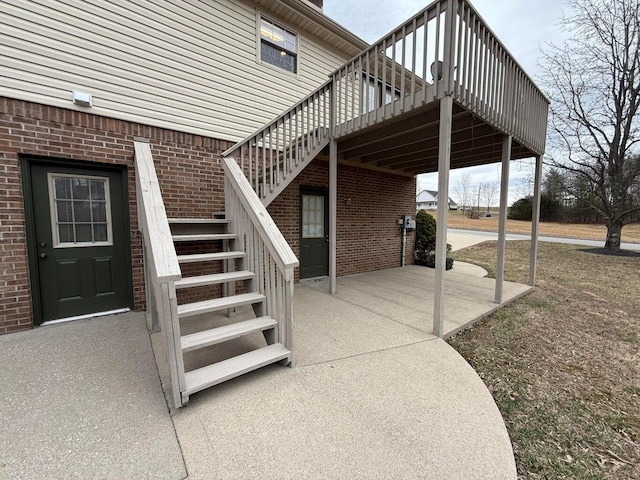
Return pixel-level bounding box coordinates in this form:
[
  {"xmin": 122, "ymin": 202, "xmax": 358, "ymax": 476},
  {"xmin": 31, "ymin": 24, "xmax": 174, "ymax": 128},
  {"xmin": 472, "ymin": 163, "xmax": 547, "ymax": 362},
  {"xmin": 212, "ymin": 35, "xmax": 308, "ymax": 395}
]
[
  {"xmin": 448, "ymin": 242, "xmax": 640, "ymax": 479},
  {"xmin": 440, "ymin": 210, "xmax": 640, "ymax": 244}
]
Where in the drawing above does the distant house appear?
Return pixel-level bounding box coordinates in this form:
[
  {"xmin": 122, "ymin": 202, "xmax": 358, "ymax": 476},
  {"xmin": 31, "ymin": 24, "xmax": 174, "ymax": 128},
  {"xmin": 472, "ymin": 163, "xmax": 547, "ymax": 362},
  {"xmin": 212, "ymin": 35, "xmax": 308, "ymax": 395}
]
[{"xmin": 416, "ymin": 190, "xmax": 458, "ymax": 210}]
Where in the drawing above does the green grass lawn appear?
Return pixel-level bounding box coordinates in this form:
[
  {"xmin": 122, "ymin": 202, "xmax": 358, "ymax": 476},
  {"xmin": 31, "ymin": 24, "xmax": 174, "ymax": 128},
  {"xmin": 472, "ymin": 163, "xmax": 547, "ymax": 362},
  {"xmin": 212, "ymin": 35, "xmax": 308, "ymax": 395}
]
[{"xmin": 448, "ymin": 241, "xmax": 640, "ymax": 479}]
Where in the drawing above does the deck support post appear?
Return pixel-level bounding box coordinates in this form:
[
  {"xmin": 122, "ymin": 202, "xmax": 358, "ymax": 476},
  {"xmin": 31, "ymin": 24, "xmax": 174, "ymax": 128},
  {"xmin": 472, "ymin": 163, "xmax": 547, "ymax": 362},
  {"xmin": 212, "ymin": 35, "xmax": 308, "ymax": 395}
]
[
  {"xmin": 528, "ymin": 154, "xmax": 543, "ymax": 286},
  {"xmin": 495, "ymin": 135, "xmax": 512, "ymax": 304},
  {"xmin": 433, "ymin": 96, "xmax": 453, "ymax": 338},
  {"xmin": 329, "ymin": 75, "xmax": 338, "ymax": 295},
  {"xmin": 329, "ymin": 138, "xmax": 337, "ymax": 295}
]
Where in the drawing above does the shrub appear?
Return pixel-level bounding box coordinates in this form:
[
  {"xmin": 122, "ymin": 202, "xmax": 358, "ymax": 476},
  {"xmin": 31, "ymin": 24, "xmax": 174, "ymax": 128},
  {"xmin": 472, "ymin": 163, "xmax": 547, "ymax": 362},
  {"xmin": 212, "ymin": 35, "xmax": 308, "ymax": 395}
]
[
  {"xmin": 508, "ymin": 196, "xmax": 533, "ymax": 220},
  {"xmin": 414, "ymin": 209, "xmax": 453, "ymax": 270},
  {"xmin": 508, "ymin": 194, "xmax": 564, "ymax": 222}
]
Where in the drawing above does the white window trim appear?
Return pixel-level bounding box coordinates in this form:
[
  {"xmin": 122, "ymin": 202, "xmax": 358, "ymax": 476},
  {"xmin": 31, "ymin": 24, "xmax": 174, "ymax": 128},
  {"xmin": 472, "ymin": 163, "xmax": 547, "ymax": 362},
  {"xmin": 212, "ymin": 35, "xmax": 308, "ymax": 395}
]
[
  {"xmin": 48, "ymin": 173, "xmax": 114, "ymax": 248},
  {"xmin": 255, "ymin": 11, "xmax": 300, "ymax": 78}
]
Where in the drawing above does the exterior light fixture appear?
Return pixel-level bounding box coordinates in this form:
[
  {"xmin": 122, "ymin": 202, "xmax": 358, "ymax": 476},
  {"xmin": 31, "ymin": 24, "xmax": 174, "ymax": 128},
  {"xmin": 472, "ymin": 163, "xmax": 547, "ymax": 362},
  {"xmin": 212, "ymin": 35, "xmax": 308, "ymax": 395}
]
[
  {"xmin": 72, "ymin": 91, "xmax": 93, "ymax": 107},
  {"xmin": 430, "ymin": 61, "xmax": 443, "ymax": 81}
]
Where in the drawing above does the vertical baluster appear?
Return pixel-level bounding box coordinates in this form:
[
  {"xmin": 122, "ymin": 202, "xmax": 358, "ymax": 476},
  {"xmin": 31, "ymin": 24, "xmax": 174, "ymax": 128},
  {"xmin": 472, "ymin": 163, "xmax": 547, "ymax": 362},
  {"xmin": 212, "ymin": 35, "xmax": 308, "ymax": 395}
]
[
  {"xmin": 270, "ymin": 257, "xmax": 278, "ymax": 330},
  {"xmin": 277, "ymin": 270, "xmax": 284, "ymax": 344},
  {"xmin": 455, "ymin": 0, "xmax": 464, "ymax": 100},
  {"xmin": 462, "ymin": 6, "xmax": 471, "ymax": 104},
  {"xmin": 261, "ymin": 131, "xmax": 267, "ymax": 199},
  {"xmin": 422, "ymin": 10, "xmax": 429, "ymax": 103},
  {"xmin": 400, "ymin": 26, "xmax": 406, "ymax": 113},
  {"xmin": 472, "ymin": 18, "xmax": 481, "ymax": 113},
  {"xmin": 244, "ymin": 140, "xmax": 253, "ymax": 185},
  {"xmin": 257, "ymin": 236, "xmax": 264, "ymax": 307},
  {"xmin": 287, "ymin": 112, "xmax": 292, "ymax": 177},
  {"xmin": 284, "ymin": 269, "xmax": 294, "ymax": 356},
  {"xmin": 350, "ymin": 61, "xmax": 355, "ymax": 129},
  {"xmin": 323, "ymin": 84, "xmax": 328, "ymax": 136},
  {"xmin": 313, "ymin": 93, "xmax": 318, "ymax": 147},
  {"xmin": 380, "ymin": 39, "xmax": 386, "ymax": 122},
  {"xmin": 268, "ymin": 124, "xmax": 273, "ymax": 192},
  {"xmin": 295, "ymin": 106, "xmax": 300, "ymax": 167},
  {"xmin": 265, "ymin": 246, "xmax": 273, "ymax": 318},
  {"xmin": 275, "ymin": 120, "xmax": 280, "ymax": 187},
  {"xmin": 491, "ymin": 38, "xmax": 500, "ymax": 123},
  {"xmin": 391, "ymin": 32, "xmax": 396, "ymax": 114},
  {"xmin": 306, "ymin": 98, "xmax": 311, "ymax": 155},
  {"xmin": 505, "ymin": 50, "xmax": 513, "ymax": 129},
  {"xmin": 410, "ymin": 18, "xmax": 417, "ymax": 108},
  {"xmin": 485, "ymin": 36, "xmax": 493, "ymax": 121},
  {"xmin": 342, "ymin": 67, "xmax": 348, "ymax": 133},
  {"xmin": 434, "ymin": 2, "xmax": 441, "ymax": 99},
  {"xmin": 482, "ymin": 27, "xmax": 490, "ymax": 117},
  {"xmin": 357, "ymin": 56, "xmax": 363, "ymax": 129},
  {"xmin": 365, "ymin": 50, "xmax": 371, "ymax": 126},
  {"xmin": 493, "ymin": 40, "xmax": 500, "ymax": 122}
]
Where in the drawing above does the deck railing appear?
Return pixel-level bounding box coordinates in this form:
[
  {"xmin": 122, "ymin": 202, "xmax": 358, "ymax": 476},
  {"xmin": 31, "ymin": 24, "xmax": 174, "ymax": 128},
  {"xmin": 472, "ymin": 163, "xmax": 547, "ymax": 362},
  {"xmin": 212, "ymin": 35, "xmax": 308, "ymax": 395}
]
[
  {"xmin": 134, "ymin": 141, "xmax": 185, "ymax": 409},
  {"xmin": 331, "ymin": 0, "xmax": 548, "ymax": 155},
  {"xmin": 223, "ymin": 157, "xmax": 298, "ymax": 359},
  {"xmin": 223, "ymin": 81, "xmax": 332, "ymax": 205}
]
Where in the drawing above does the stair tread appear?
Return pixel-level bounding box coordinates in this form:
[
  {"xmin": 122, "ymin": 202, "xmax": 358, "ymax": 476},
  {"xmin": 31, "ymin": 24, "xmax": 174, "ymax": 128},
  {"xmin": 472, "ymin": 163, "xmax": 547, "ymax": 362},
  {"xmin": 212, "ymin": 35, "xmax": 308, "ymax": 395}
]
[
  {"xmin": 177, "ymin": 251, "xmax": 246, "ymax": 263},
  {"xmin": 178, "ymin": 292, "xmax": 265, "ymax": 318},
  {"xmin": 184, "ymin": 343, "xmax": 290, "ymax": 395},
  {"xmin": 175, "ymin": 270, "xmax": 254, "ymax": 289},
  {"xmin": 181, "ymin": 316, "xmax": 277, "ymax": 352},
  {"xmin": 168, "ymin": 218, "xmax": 229, "ymax": 224},
  {"xmin": 172, "ymin": 233, "xmax": 236, "ymax": 241}
]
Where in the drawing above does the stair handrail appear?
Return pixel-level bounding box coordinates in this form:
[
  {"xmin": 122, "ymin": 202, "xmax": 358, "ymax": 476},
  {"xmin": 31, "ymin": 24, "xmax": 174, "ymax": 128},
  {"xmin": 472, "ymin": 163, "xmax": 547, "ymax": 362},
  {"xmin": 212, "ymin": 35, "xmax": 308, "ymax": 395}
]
[
  {"xmin": 222, "ymin": 157, "xmax": 298, "ymax": 271},
  {"xmin": 222, "ymin": 79, "xmax": 331, "ymax": 159},
  {"xmin": 222, "ymin": 80, "xmax": 332, "ymax": 204},
  {"xmin": 134, "ymin": 141, "xmax": 186, "ymax": 408},
  {"xmin": 223, "ymin": 155, "xmax": 298, "ymax": 358}
]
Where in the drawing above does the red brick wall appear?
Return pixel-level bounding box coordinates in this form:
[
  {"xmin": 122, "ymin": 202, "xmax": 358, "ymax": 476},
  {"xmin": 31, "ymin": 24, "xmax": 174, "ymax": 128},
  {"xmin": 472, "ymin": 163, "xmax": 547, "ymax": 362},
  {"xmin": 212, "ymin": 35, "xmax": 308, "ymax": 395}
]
[
  {"xmin": 0, "ymin": 96, "xmax": 416, "ymax": 335},
  {"xmin": 268, "ymin": 158, "xmax": 416, "ymax": 279},
  {"xmin": 0, "ymin": 97, "xmax": 232, "ymax": 334}
]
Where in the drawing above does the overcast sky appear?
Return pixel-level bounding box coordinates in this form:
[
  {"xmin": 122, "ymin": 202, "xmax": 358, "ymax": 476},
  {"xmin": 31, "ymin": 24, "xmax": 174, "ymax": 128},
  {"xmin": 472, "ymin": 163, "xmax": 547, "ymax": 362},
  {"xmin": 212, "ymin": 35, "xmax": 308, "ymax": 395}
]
[{"xmin": 323, "ymin": 0, "xmax": 570, "ymax": 204}]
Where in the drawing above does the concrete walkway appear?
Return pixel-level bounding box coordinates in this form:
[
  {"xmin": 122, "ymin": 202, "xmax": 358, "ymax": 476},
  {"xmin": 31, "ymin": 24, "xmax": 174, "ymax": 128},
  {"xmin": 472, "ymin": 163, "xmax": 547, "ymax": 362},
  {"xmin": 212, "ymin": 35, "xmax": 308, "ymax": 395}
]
[{"xmin": 0, "ymin": 312, "xmax": 185, "ymax": 480}]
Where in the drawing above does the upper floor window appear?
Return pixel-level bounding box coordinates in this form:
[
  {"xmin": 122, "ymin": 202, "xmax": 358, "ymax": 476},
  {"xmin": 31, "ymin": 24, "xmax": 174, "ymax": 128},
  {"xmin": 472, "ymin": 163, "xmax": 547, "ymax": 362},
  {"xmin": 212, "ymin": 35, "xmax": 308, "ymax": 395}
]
[
  {"xmin": 259, "ymin": 17, "xmax": 297, "ymax": 74},
  {"xmin": 361, "ymin": 74, "xmax": 400, "ymax": 114}
]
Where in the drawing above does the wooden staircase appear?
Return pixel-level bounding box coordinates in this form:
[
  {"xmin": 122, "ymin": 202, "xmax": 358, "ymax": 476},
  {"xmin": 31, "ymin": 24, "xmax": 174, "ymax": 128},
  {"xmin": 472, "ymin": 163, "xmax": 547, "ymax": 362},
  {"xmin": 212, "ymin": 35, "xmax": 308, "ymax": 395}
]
[
  {"xmin": 135, "ymin": 141, "xmax": 297, "ymax": 409},
  {"xmin": 168, "ymin": 216, "xmax": 291, "ymax": 403}
]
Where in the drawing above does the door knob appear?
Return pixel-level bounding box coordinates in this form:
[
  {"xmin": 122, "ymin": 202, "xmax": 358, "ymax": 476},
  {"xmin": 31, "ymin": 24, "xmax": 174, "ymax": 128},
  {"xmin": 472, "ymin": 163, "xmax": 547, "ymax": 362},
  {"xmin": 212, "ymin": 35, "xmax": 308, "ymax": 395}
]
[{"xmin": 39, "ymin": 253, "xmax": 47, "ymax": 259}]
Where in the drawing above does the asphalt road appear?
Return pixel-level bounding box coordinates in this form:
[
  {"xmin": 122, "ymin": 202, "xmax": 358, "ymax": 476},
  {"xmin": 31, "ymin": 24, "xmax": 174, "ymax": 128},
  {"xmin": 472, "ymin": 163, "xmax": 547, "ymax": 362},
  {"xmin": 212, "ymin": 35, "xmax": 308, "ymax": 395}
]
[{"xmin": 448, "ymin": 228, "xmax": 640, "ymax": 252}]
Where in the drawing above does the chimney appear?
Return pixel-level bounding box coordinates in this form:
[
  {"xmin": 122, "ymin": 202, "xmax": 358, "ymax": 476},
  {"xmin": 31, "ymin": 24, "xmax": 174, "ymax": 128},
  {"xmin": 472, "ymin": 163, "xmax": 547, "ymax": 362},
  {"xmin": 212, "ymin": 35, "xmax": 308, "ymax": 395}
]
[{"xmin": 307, "ymin": 0, "xmax": 323, "ymax": 10}]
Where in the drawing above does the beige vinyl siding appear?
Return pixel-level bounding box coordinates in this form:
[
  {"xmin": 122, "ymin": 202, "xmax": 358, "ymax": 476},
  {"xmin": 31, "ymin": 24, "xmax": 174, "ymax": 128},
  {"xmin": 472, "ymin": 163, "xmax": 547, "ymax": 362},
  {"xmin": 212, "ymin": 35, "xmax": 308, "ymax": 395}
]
[{"xmin": 0, "ymin": 0, "xmax": 350, "ymax": 142}]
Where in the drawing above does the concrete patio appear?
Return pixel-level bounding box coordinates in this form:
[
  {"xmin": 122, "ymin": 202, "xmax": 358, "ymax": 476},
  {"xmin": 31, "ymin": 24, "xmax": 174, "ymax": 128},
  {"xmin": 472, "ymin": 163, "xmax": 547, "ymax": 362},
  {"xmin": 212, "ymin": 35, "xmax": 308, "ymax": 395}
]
[
  {"xmin": 1, "ymin": 262, "xmax": 530, "ymax": 479},
  {"xmin": 154, "ymin": 264, "xmax": 529, "ymax": 479}
]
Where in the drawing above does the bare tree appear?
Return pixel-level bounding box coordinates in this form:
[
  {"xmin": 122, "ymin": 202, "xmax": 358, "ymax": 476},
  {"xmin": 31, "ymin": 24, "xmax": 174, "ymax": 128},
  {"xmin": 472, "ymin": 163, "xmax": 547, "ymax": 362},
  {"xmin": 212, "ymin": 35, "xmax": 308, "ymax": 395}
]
[
  {"xmin": 480, "ymin": 181, "xmax": 499, "ymax": 213},
  {"xmin": 513, "ymin": 159, "xmax": 536, "ymax": 199},
  {"xmin": 454, "ymin": 173, "xmax": 473, "ymax": 213},
  {"xmin": 541, "ymin": 0, "xmax": 640, "ymax": 248}
]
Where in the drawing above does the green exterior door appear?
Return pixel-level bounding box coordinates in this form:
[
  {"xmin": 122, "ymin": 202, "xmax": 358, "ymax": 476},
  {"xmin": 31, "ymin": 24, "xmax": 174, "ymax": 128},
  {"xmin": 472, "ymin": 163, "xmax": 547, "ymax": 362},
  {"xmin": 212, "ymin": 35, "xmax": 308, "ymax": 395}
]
[
  {"xmin": 27, "ymin": 161, "xmax": 132, "ymax": 324},
  {"xmin": 299, "ymin": 188, "xmax": 329, "ymax": 279}
]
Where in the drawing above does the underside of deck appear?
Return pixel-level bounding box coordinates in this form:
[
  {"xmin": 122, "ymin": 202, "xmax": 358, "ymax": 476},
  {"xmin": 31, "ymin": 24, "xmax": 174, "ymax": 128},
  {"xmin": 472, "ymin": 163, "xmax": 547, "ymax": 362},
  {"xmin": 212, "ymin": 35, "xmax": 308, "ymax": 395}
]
[
  {"xmin": 312, "ymin": 98, "xmax": 538, "ymax": 177},
  {"xmin": 329, "ymin": 99, "xmax": 538, "ymax": 176}
]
